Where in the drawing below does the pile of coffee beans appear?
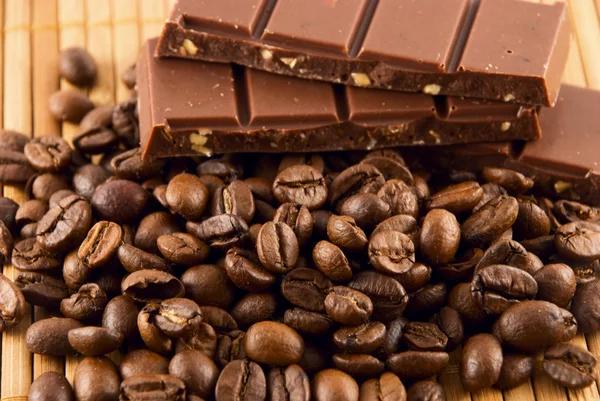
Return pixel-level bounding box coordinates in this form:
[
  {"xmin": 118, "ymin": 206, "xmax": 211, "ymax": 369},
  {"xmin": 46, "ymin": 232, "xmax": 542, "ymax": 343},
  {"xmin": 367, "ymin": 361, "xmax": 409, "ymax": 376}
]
[{"xmin": 0, "ymin": 49, "xmax": 596, "ymax": 401}]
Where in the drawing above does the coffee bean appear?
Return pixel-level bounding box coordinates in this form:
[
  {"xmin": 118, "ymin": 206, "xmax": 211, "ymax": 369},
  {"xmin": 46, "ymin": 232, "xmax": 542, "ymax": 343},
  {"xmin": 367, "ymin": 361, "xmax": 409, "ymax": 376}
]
[
  {"xmin": 72, "ymin": 164, "xmax": 111, "ymax": 200},
  {"xmin": 361, "ymin": 156, "xmax": 413, "ymax": 184},
  {"xmin": 555, "ymin": 221, "xmax": 600, "ymax": 262},
  {"xmin": 155, "ymin": 233, "xmax": 209, "ymax": 267},
  {"xmin": 427, "ymin": 181, "xmax": 483, "ymax": 214},
  {"xmin": 216, "ymin": 330, "xmax": 247, "ymax": 368},
  {"xmin": 0, "ymin": 129, "xmax": 29, "ymax": 152},
  {"xmin": 324, "ymin": 286, "xmax": 372, "ymax": 325},
  {"xmin": 532, "ymin": 263, "xmax": 576, "ymax": 307},
  {"xmin": 571, "ymin": 279, "xmax": 600, "ymax": 333},
  {"xmin": 281, "ymin": 268, "xmax": 332, "ymax": 312},
  {"xmin": 460, "ymin": 333, "xmax": 503, "ymax": 392},
  {"xmin": 91, "ymin": 179, "xmax": 148, "ymax": 223},
  {"xmin": 110, "ymin": 147, "xmax": 165, "ymax": 182},
  {"xmin": 386, "ymin": 351, "xmax": 449, "ymax": 380},
  {"xmin": 77, "ymin": 221, "xmax": 122, "ymax": 269},
  {"xmin": 230, "ymin": 293, "xmax": 277, "ymax": 327},
  {"xmin": 169, "ymin": 349, "xmax": 219, "ymax": 398},
  {"xmin": 79, "ymin": 104, "xmax": 114, "ymax": 132},
  {"xmin": 394, "ymin": 263, "xmax": 431, "ymax": 293},
  {"xmin": 369, "ymin": 231, "xmax": 415, "ymax": 275},
  {"xmin": 431, "ymin": 306, "xmax": 463, "ymax": 352},
  {"xmin": 339, "ymin": 193, "xmax": 391, "ymax": 230},
  {"xmin": 402, "ymin": 322, "xmax": 448, "ymax": 352},
  {"xmin": 333, "ymin": 353, "xmax": 385, "ymax": 377},
  {"xmin": 482, "ymin": 167, "xmax": 534, "ymax": 194},
  {"xmin": 154, "ymin": 298, "xmax": 203, "ymax": 338},
  {"xmin": 0, "ymin": 150, "xmax": 37, "ymax": 184},
  {"xmin": 58, "ymin": 47, "xmax": 97, "ymax": 86},
  {"xmin": 312, "ymin": 240, "xmax": 352, "ymax": 281},
  {"xmin": 60, "ymin": 283, "xmax": 107, "ymax": 321},
  {"xmin": 176, "ymin": 321, "xmax": 218, "ymax": 358},
  {"xmin": 513, "ymin": 200, "xmax": 551, "ymax": 240},
  {"xmin": 26, "ymin": 317, "xmax": 84, "ymax": 355},
  {"xmin": 327, "ymin": 215, "xmax": 367, "ymax": 252},
  {"xmin": 554, "ymin": 199, "xmax": 600, "ymax": 224},
  {"xmin": 215, "ymin": 359, "xmax": 266, "ymax": 401},
  {"xmin": 359, "ymin": 372, "xmax": 406, "ymax": 401},
  {"xmin": 268, "ymin": 365, "xmax": 310, "ymax": 401},
  {"xmin": 24, "ymin": 136, "xmax": 72, "ymax": 173},
  {"xmin": 224, "ymin": 247, "xmax": 275, "ymax": 292},
  {"xmin": 119, "ymin": 349, "xmax": 169, "ymax": 379},
  {"xmin": 72, "ymin": 125, "xmax": 119, "ymax": 155},
  {"xmin": 377, "ymin": 179, "xmax": 419, "ymax": 218},
  {"xmin": 311, "ymin": 369, "xmax": 359, "ymax": 401},
  {"xmin": 283, "ymin": 308, "xmax": 333, "ymax": 336},
  {"xmin": 138, "ymin": 302, "xmax": 173, "ymax": 355},
  {"xmin": 447, "ymin": 282, "xmax": 487, "ymax": 324},
  {"xmin": 0, "ymin": 220, "xmax": 13, "ymax": 265},
  {"xmin": 67, "ymin": 326, "xmax": 122, "ymax": 356},
  {"xmin": 200, "ymin": 306, "xmax": 239, "ymax": 334},
  {"xmin": 12, "ymin": 238, "xmax": 61, "ymax": 274},
  {"xmin": 462, "ymin": 195, "xmax": 519, "ymax": 247},
  {"xmin": 121, "ymin": 270, "xmax": 184, "ymax": 303},
  {"xmin": 543, "ymin": 343, "xmax": 597, "ymax": 389},
  {"xmin": 244, "ymin": 321, "xmax": 304, "ymax": 365},
  {"xmin": 273, "ymin": 202, "xmax": 313, "ymax": 247},
  {"xmin": 371, "ymin": 214, "xmax": 419, "ymax": 243},
  {"xmin": 494, "ymin": 353, "xmax": 534, "ymax": 389},
  {"xmin": 278, "ymin": 154, "xmax": 325, "ymax": 174},
  {"xmin": 333, "ymin": 322, "xmax": 386, "ymax": 353},
  {"xmin": 0, "ymin": 196, "xmax": 19, "ymax": 233},
  {"xmin": 101, "ymin": 294, "xmax": 140, "ymax": 344},
  {"xmin": 0, "ymin": 271, "xmax": 26, "ymax": 332},
  {"xmin": 329, "ymin": 164, "xmax": 385, "ymax": 210},
  {"xmin": 112, "ymin": 99, "xmax": 139, "ymax": 147},
  {"xmin": 28, "ymin": 372, "xmax": 74, "ymax": 401},
  {"xmin": 406, "ymin": 380, "xmax": 445, "ymax": 401},
  {"xmin": 16, "ymin": 200, "xmax": 48, "ymax": 227},
  {"xmin": 273, "ymin": 165, "xmax": 328, "ymax": 210},
  {"xmin": 420, "ymin": 209, "xmax": 460, "ymax": 265},
  {"xmin": 181, "ymin": 264, "xmax": 236, "ymax": 309},
  {"xmin": 476, "ymin": 239, "xmax": 543, "ymax": 276},
  {"xmin": 244, "ymin": 177, "xmax": 275, "ymax": 204},
  {"xmin": 404, "ymin": 283, "xmax": 448, "ymax": 319},
  {"xmin": 15, "ymin": 271, "xmax": 69, "ymax": 307},
  {"xmin": 73, "ymin": 357, "xmax": 119, "ymax": 401},
  {"xmin": 349, "ymin": 271, "xmax": 408, "ymax": 322},
  {"xmin": 212, "ymin": 179, "xmax": 255, "ymax": 223},
  {"xmin": 49, "ymin": 90, "xmax": 94, "ymax": 123},
  {"xmin": 495, "ymin": 300, "xmax": 577, "ymax": 352},
  {"xmin": 256, "ymin": 221, "xmax": 299, "ymax": 274},
  {"xmin": 118, "ymin": 244, "xmax": 171, "ymax": 273},
  {"xmin": 29, "ymin": 173, "xmax": 71, "ymax": 202},
  {"xmin": 197, "ymin": 158, "xmax": 241, "ymax": 183},
  {"xmin": 36, "ymin": 194, "xmax": 92, "ymax": 254},
  {"xmin": 166, "ymin": 174, "xmax": 209, "ymax": 220},
  {"xmin": 120, "ymin": 374, "xmax": 185, "ymax": 401},
  {"xmin": 187, "ymin": 214, "xmax": 248, "ymax": 252}
]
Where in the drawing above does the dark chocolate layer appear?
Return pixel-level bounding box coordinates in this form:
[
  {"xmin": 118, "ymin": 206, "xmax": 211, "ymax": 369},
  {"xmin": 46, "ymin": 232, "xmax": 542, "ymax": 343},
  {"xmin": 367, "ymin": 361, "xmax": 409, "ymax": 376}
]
[{"xmin": 155, "ymin": 0, "xmax": 571, "ymax": 107}]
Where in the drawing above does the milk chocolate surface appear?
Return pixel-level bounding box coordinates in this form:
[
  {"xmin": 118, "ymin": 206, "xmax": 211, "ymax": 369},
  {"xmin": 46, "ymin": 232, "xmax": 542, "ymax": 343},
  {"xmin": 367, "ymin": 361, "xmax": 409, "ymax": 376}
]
[
  {"xmin": 139, "ymin": 38, "xmax": 540, "ymax": 159},
  {"xmin": 156, "ymin": 0, "xmax": 571, "ymax": 107}
]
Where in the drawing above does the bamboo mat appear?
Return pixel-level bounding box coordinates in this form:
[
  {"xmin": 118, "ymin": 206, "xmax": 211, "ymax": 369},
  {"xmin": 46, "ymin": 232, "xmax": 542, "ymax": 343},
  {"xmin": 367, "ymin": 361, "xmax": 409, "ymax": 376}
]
[{"xmin": 0, "ymin": 0, "xmax": 599, "ymax": 400}]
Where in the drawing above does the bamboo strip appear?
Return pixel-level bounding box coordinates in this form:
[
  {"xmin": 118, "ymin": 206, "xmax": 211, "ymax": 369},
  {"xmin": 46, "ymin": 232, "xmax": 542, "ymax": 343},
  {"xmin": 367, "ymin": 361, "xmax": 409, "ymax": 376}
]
[
  {"xmin": 85, "ymin": 0, "xmax": 115, "ymax": 105},
  {"xmin": 111, "ymin": 0, "xmax": 138, "ymax": 102},
  {"xmin": 139, "ymin": 0, "xmax": 166, "ymax": 42},
  {"xmin": 503, "ymin": 381, "xmax": 536, "ymax": 401},
  {"xmin": 439, "ymin": 348, "xmax": 472, "ymax": 401},
  {"xmin": 1, "ymin": 0, "xmax": 33, "ymax": 397},
  {"xmin": 164, "ymin": 0, "xmax": 175, "ymax": 15},
  {"xmin": 567, "ymin": 0, "xmax": 600, "ymax": 88}
]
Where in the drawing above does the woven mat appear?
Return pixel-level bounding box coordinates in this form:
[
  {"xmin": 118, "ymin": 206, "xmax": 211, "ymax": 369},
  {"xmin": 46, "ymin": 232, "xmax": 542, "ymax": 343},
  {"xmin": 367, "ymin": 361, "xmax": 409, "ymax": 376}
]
[{"xmin": 1, "ymin": 0, "xmax": 600, "ymax": 400}]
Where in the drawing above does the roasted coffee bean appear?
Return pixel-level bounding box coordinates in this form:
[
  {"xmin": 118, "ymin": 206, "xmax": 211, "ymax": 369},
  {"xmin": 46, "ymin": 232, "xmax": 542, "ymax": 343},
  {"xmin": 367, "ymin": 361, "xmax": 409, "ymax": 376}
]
[
  {"xmin": 312, "ymin": 241, "xmax": 352, "ymax": 281},
  {"xmin": 26, "ymin": 317, "xmax": 84, "ymax": 355},
  {"xmin": 58, "ymin": 47, "xmax": 97, "ymax": 86},
  {"xmin": 482, "ymin": 167, "xmax": 534, "ymax": 194},
  {"xmin": 495, "ymin": 300, "xmax": 577, "ymax": 352},
  {"xmin": 92, "ymin": 179, "xmax": 148, "ymax": 223},
  {"xmin": 11, "ymin": 238, "xmax": 60, "ymax": 273},
  {"xmin": 154, "ymin": 298, "xmax": 203, "ymax": 338},
  {"xmin": 395, "ymin": 262, "xmax": 432, "ymax": 293},
  {"xmin": 377, "ymin": 179, "xmax": 419, "ymax": 218},
  {"xmin": 359, "ymin": 372, "xmax": 406, "ymax": 401},
  {"xmin": 29, "ymin": 173, "xmax": 71, "ymax": 202},
  {"xmin": 215, "ymin": 359, "xmax": 266, "ymax": 401},
  {"xmin": 110, "ymin": 147, "xmax": 165, "ymax": 182},
  {"xmin": 369, "ymin": 231, "xmax": 415, "ymax": 275},
  {"xmin": 476, "ymin": 239, "xmax": 543, "ymax": 276},
  {"xmin": 460, "ymin": 333, "xmax": 502, "ymax": 392},
  {"xmin": 118, "ymin": 244, "xmax": 170, "ymax": 273},
  {"xmin": 312, "ymin": 369, "xmax": 359, "ymax": 401},
  {"xmin": 231, "ymin": 293, "xmax": 278, "ymax": 327},
  {"xmin": 224, "ymin": 247, "xmax": 275, "ymax": 292},
  {"xmin": 403, "ymin": 322, "xmax": 448, "ymax": 351},
  {"xmin": 447, "ymin": 282, "xmax": 487, "ymax": 324},
  {"xmin": 197, "ymin": 158, "xmax": 241, "ymax": 183},
  {"xmin": 298, "ymin": 341, "xmax": 329, "ymax": 375},
  {"xmin": 542, "ymin": 343, "xmax": 597, "ymax": 389},
  {"xmin": 49, "ymin": 90, "xmax": 94, "ymax": 123},
  {"xmin": 72, "ymin": 164, "xmax": 111, "ymax": 200},
  {"xmin": 102, "ymin": 294, "xmax": 140, "ymax": 342},
  {"xmin": 256, "ymin": 221, "xmax": 299, "ymax": 274},
  {"xmin": 386, "ymin": 351, "xmax": 449, "ymax": 380},
  {"xmin": 462, "ymin": 195, "xmax": 519, "ymax": 247},
  {"xmin": 244, "ymin": 321, "xmax": 304, "ymax": 365},
  {"xmin": 555, "ymin": 221, "xmax": 600, "ymax": 261},
  {"xmin": 519, "ymin": 233, "xmax": 555, "ymax": 258},
  {"xmin": 187, "ymin": 214, "xmax": 248, "ymax": 252},
  {"xmin": 166, "ymin": 174, "xmax": 209, "ymax": 220},
  {"xmin": 15, "ymin": 271, "xmax": 69, "ymax": 307},
  {"xmin": 199, "ymin": 306, "xmax": 238, "ymax": 333},
  {"xmin": 0, "ymin": 196, "xmax": 19, "ymax": 233},
  {"xmin": 79, "ymin": 104, "xmax": 113, "ymax": 132},
  {"xmin": 48, "ymin": 189, "xmax": 76, "ymax": 208},
  {"xmin": 533, "ymin": 263, "xmax": 576, "ymax": 307},
  {"xmin": 60, "ymin": 283, "xmax": 107, "ymax": 321},
  {"xmin": 438, "ymin": 248, "xmax": 483, "ymax": 282},
  {"xmin": 333, "ymin": 322, "xmax": 386, "ymax": 354},
  {"xmin": 244, "ymin": 177, "xmax": 275, "ymax": 204},
  {"xmin": 176, "ymin": 321, "xmax": 218, "ymax": 358},
  {"xmin": 120, "ymin": 374, "xmax": 185, "ymax": 401},
  {"xmin": 67, "ymin": 326, "xmax": 122, "ymax": 356},
  {"xmin": 427, "ymin": 181, "xmax": 483, "ymax": 214},
  {"xmin": 20, "ymin": 223, "xmax": 38, "ymax": 239},
  {"xmin": 273, "ymin": 203, "xmax": 313, "ymax": 247},
  {"xmin": 281, "ymin": 268, "xmax": 332, "ymax": 312},
  {"xmin": 169, "ymin": 349, "xmax": 219, "ymax": 398},
  {"xmin": 216, "ymin": 330, "xmax": 246, "ymax": 367},
  {"xmin": 431, "ymin": 307, "xmax": 464, "ymax": 352},
  {"xmin": 0, "ymin": 220, "xmax": 13, "ymax": 265},
  {"xmin": 120, "ymin": 349, "xmax": 169, "ymax": 379},
  {"xmin": 324, "ymin": 286, "xmax": 373, "ymax": 325},
  {"xmin": 283, "ymin": 308, "xmax": 334, "ymax": 336},
  {"xmin": 36, "ymin": 194, "xmax": 92, "ymax": 254},
  {"xmin": 78, "ymin": 221, "xmax": 122, "ymax": 269},
  {"xmin": 62, "ymin": 249, "xmax": 90, "ymax": 289},
  {"xmin": 268, "ymin": 365, "xmax": 310, "ymax": 401},
  {"xmin": 361, "ymin": 156, "xmax": 413, "ymax": 184},
  {"xmin": 138, "ymin": 302, "xmax": 173, "ymax": 355},
  {"xmin": 24, "ymin": 136, "xmax": 72, "ymax": 173},
  {"xmin": 371, "ymin": 214, "xmax": 419, "ymax": 243},
  {"xmin": 0, "ymin": 271, "xmax": 26, "ymax": 332},
  {"xmin": 278, "ymin": 154, "xmax": 325, "ymax": 174},
  {"xmin": 420, "ymin": 209, "xmax": 460, "ymax": 265},
  {"xmin": 73, "ymin": 357, "xmax": 120, "ymax": 401},
  {"xmin": 134, "ymin": 211, "xmax": 180, "ymax": 254},
  {"xmin": 0, "ymin": 150, "xmax": 36, "ymax": 184},
  {"xmin": 327, "ymin": 215, "xmax": 367, "ymax": 252},
  {"xmin": 472, "ymin": 264, "xmax": 538, "ymax": 315},
  {"xmin": 349, "ymin": 271, "xmax": 408, "ymax": 322},
  {"xmin": 28, "ymin": 372, "xmax": 74, "ymax": 401},
  {"xmin": 571, "ymin": 279, "xmax": 600, "ymax": 333},
  {"xmin": 333, "ymin": 353, "xmax": 385, "ymax": 377},
  {"xmin": 181, "ymin": 264, "xmax": 236, "ymax": 309},
  {"xmin": 16, "ymin": 199, "xmax": 48, "ymax": 226},
  {"xmin": 339, "ymin": 193, "xmax": 391, "ymax": 230},
  {"xmin": 568, "ymin": 259, "xmax": 600, "ymax": 284},
  {"xmin": 273, "ymin": 165, "xmax": 328, "ymax": 210},
  {"xmin": 122, "ymin": 270, "xmax": 184, "ymax": 302},
  {"xmin": 554, "ymin": 199, "xmax": 600, "ymax": 224},
  {"xmin": 329, "ymin": 164, "xmax": 385, "ymax": 210},
  {"xmin": 156, "ymin": 233, "xmax": 209, "ymax": 267},
  {"xmin": 494, "ymin": 353, "xmax": 534, "ymax": 389},
  {"xmin": 112, "ymin": 98, "xmax": 139, "ymax": 147},
  {"xmin": 406, "ymin": 380, "xmax": 445, "ymax": 401},
  {"xmin": 72, "ymin": 126, "xmax": 119, "ymax": 155},
  {"xmin": 513, "ymin": 200, "xmax": 551, "ymax": 240},
  {"xmin": 0, "ymin": 129, "xmax": 29, "ymax": 152},
  {"xmin": 364, "ymin": 149, "xmax": 406, "ymax": 164},
  {"xmin": 212, "ymin": 180, "xmax": 255, "ymax": 223}
]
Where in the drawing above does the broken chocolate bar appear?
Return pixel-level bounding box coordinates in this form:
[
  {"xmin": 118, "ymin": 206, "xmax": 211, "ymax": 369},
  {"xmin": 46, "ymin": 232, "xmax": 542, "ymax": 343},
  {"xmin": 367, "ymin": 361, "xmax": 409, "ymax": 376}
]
[
  {"xmin": 139, "ymin": 38, "xmax": 540, "ymax": 159},
  {"xmin": 420, "ymin": 85, "xmax": 600, "ymax": 205},
  {"xmin": 156, "ymin": 0, "xmax": 571, "ymax": 107}
]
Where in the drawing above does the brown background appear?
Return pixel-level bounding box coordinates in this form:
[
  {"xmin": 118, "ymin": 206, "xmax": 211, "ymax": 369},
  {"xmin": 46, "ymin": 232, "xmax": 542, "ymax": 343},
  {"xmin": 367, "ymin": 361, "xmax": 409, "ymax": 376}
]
[{"xmin": 0, "ymin": 0, "xmax": 599, "ymax": 400}]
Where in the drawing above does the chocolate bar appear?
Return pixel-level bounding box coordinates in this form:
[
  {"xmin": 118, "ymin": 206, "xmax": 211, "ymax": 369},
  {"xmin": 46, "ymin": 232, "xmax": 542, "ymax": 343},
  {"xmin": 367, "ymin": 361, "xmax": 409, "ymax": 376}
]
[
  {"xmin": 139, "ymin": 38, "xmax": 540, "ymax": 159},
  {"xmin": 155, "ymin": 0, "xmax": 571, "ymax": 107},
  {"xmin": 421, "ymin": 85, "xmax": 600, "ymax": 205}
]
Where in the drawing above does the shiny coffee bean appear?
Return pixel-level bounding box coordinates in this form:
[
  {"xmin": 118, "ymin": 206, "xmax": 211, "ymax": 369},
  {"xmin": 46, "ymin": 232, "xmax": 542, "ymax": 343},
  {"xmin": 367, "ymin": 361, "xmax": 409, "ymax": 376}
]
[
  {"xmin": 26, "ymin": 317, "xmax": 84, "ymax": 355},
  {"xmin": 230, "ymin": 293, "xmax": 278, "ymax": 327},
  {"xmin": 339, "ymin": 193, "xmax": 391, "ymax": 230},
  {"xmin": 134, "ymin": 211, "xmax": 181, "ymax": 254},
  {"xmin": 72, "ymin": 164, "xmax": 111, "ymax": 200},
  {"xmin": 406, "ymin": 380, "xmax": 445, "ymax": 401},
  {"xmin": 495, "ymin": 353, "xmax": 534, "ymax": 390},
  {"xmin": 154, "ymin": 298, "xmax": 203, "ymax": 338},
  {"xmin": 169, "ymin": 349, "xmax": 219, "ymax": 398},
  {"xmin": 118, "ymin": 244, "xmax": 170, "ymax": 273},
  {"xmin": 420, "ymin": 209, "xmax": 460, "ymax": 265},
  {"xmin": 403, "ymin": 322, "xmax": 448, "ymax": 351},
  {"xmin": 156, "ymin": 233, "xmax": 209, "ymax": 267},
  {"xmin": 324, "ymin": 286, "xmax": 373, "ymax": 325},
  {"xmin": 212, "ymin": 180, "xmax": 255, "ymax": 223},
  {"xmin": 283, "ymin": 308, "xmax": 333, "ymax": 336},
  {"xmin": 359, "ymin": 372, "xmax": 406, "ymax": 401},
  {"xmin": 555, "ymin": 221, "xmax": 600, "ymax": 262},
  {"xmin": 349, "ymin": 271, "xmax": 408, "ymax": 322},
  {"xmin": 122, "ymin": 270, "xmax": 184, "ymax": 303},
  {"xmin": 176, "ymin": 321, "xmax": 218, "ymax": 358},
  {"xmin": 120, "ymin": 374, "xmax": 185, "ymax": 401},
  {"xmin": 256, "ymin": 221, "xmax": 299, "ymax": 274},
  {"xmin": 462, "ymin": 195, "xmax": 519, "ymax": 247},
  {"xmin": 78, "ymin": 221, "xmax": 122, "ymax": 269},
  {"xmin": 137, "ymin": 302, "xmax": 173, "ymax": 355},
  {"xmin": 312, "ymin": 369, "xmax": 359, "ymax": 401},
  {"xmin": 460, "ymin": 333, "xmax": 503, "ymax": 392},
  {"xmin": 79, "ymin": 104, "xmax": 113, "ymax": 132},
  {"xmin": 438, "ymin": 248, "xmax": 482, "ymax": 283},
  {"xmin": 278, "ymin": 154, "xmax": 325, "ymax": 174},
  {"xmin": 91, "ymin": 179, "xmax": 148, "ymax": 223},
  {"xmin": 513, "ymin": 200, "xmax": 551, "ymax": 240},
  {"xmin": 0, "ymin": 150, "xmax": 36, "ymax": 184},
  {"xmin": 281, "ymin": 268, "xmax": 332, "ymax": 312},
  {"xmin": 333, "ymin": 322, "xmax": 386, "ymax": 354},
  {"xmin": 476, "ymin": 239, "xmax": 543, "ymax": 276},
  {"xmin": 533, "ymin": 263, "xmax": 576, "ymax": 307},
  {"xmin": 361, "ymin": 156, "xmax": 413, "ymax": 184},
  {"xmin": 28, "ymin": 372, "xmax": 74, "ymax": 401},
  {"xmin": 543, "ymin": 343, "xmax": 597, "ymax": 389},
  {"xmin": 327, "ymin": 215, "xmax": 367, "ymax": 252},
  {"xmin": 405, "ymin": 283, "xmax": 447, "ymax": 319},
  {"xmin": 24, "ymin": 136, "xmax": 72, "ymax": 173},
  {"xmin": 181, "ymin": 264, "xmax": 236, "ymax": 309},
  {"xmin": 110, "ymin": 147, "xmax": 165, "ymax": 182},
  {"xmin": 72, "ymin": 126, "xmax": 118, "ymax": 155},
  {"xmin": 244, "ymin": 321, "xmax": 304, "ymax": 366},
  {"xmin": 395, "ymin": 262, "xmax": 432, "ymax": 293},
  {"xmin": 369, "ymin": 231, "xmax": 415, "ymax": 275},
  {"xmin": 0, "ymin": 271, "xmax": 26, "ymax": 331},
  {"xmin": 16, "ymin": 199, "xmax": 48, "ymax": 226},
  {"xmin": 200, "ymin": 306, "xmax": 238, "ymax": 333},
  {"xmin": 216, "ymin": 330, "xmax": 246, "ymax": 368},
  {"xmin": 333, "ymin": 353, "xmax": 385, "ymax": 377},
  {"xmin": 197, "ymin": 158, "xmax": 241, "ymax": 183},
  {"xmin": 273, "ymin": 203, "xmax": 313, "ymax": 247},
  {"xmin": 329, "ymin": 164, "xmax": 385, "ymax": 210},
  {"xmin": 215, "ymin": 359, "xmax": 266, "ymax": 401},
  {"xmin": 312, "ymin": 240, "xmax": 352, "ymax": 281},
  {"xmin": 447, "ymin": 282, "xmax": 487, "ymax": 324},
  {"xmin": 427, "ymin": 181, "xmax": 483, "ymax": 214},
  {"xmin": 482, "ymin": 167, "xmax": 534, "ymax": 194},
  {"xmin": 166, "ymin": 173, "xmax": 209, "ymax": 220},
  {"xmin": 73, "ymin": 357, "xmax": 120, "ymax": 401},
  {"xmin": 67, "ymin": 326, "xmax": 123, "ymax": 356},
  {"xmin": 187, "ymin": 214, "xmax": 248, "ymax": 252},
  {"xmin": 102, "ymin": 294, "xmax": 140, "ymax": 343},
  {"xmin": 49, "ymin": 90, "xmax": 94, "ymax": 123},
  {"xmin": 273, "ymin": 165, "xmax": 328, "ymax": 210},
  {"xmin": 571, "ymin": 279, "xmax": 600, "ymax": 333},
  {"xmin": 119, "ymin": 349, "xmax": 169, "ymax": 379},
  {"xmin": 29, "ymin": 173, "xmax": 71, "ymax": 202},
  {"xmin": 377, "ymin": 179, "xmax": 419, "ymax": 218},
  {"xmin": 371, "ymin": 214, "xmax": 419, "ymax": 243},
  {"xmin": 386, "ymin": 351, "xmax": 449, "ymax": 380},
  {"xmin": 15, "ymin": 271, "xmax": 69, "ymax": 307},
  {"xmin": 224, "ymin": 248, "xmax": 275, "ymax": 293},
  {"xmin": 268, "ymin": 365, "xmax": 311, "ymax": 401},
  {"xmin": 60, "ymin": 283, "xmax": 107, "ymax": 321},
  {"xmin": 431, "ymin": 307, "xmax": 464, "ymax": 352},
  {"xmin": 58, "ymin": 47, "xmax": 97, "ymax": 86}
]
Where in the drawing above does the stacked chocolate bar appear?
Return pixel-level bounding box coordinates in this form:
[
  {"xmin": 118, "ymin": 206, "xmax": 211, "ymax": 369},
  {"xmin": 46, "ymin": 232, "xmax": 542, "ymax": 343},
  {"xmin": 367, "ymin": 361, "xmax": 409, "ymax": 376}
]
[{"xmin": 137, "ymin": 0, "xmax": 600, "ymax": 204}]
